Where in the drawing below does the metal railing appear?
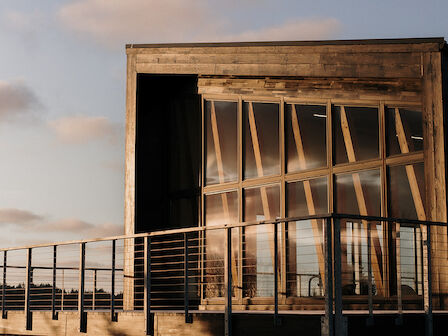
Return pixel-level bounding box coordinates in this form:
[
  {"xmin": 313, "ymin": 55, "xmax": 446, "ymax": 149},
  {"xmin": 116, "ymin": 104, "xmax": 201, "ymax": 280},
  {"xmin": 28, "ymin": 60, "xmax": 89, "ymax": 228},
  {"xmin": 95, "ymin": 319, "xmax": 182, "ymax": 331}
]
[{"xmin": 0, "ymin": 213, "xmax": 446, "ymax": 336}]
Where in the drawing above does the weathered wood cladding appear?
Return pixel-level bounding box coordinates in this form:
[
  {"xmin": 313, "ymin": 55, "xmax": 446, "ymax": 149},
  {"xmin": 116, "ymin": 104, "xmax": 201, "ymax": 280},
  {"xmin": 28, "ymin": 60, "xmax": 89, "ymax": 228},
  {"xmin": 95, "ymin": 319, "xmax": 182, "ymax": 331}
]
[
  {"xmin": 127, "ymin": 41, "xmax": 443, "ymax": 78},
  {"xmin": 133, "ymin": 53, "xmax": 421, "ymax": 78},
  {"xmin": 198, "ymin": 77, "xmax": 422, "ymax": 102}
]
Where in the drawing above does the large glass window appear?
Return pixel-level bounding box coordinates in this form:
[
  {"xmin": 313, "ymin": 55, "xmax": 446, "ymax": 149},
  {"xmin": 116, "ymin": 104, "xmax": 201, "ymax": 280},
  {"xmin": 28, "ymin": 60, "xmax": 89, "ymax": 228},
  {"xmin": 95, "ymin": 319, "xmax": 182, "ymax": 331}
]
[
  {"xmin": 335, "ymin": 169, "xmax": 381, "ymax": 216},
  {"xmin": 387, "ymin": 108, "xmax": 423, "ymax": 156},
  {"xmin": 333, "ymin": 106, "xmax": 379, "ymax": 164},
  {"xmin": 285, "ymin": 104, "xmax": 327, "ymax": 173},
  {"xmin": 205, "ymin": 100, "xmax": 238, "ymax": 185},
  {"xmin": 204, "ymin": 191, "xmax": 238, "ymax": 298},
  {"xmin": 286, "ymin": 177, "xmax": 328, "ymax": 297},
  {"xmin": 244, "ymin": 102, "xmax": 280, "ymax": 179},
  {"xmin": 388, "ymin": 163, "xmax": 425, "ymax": 220},
  {"xmin": 243, "ymin": 185, "xmax": 280, "ymax": 297},
  {"xmin": 201, "ymin": 96, "xmax": 424, "ymax": 305}
]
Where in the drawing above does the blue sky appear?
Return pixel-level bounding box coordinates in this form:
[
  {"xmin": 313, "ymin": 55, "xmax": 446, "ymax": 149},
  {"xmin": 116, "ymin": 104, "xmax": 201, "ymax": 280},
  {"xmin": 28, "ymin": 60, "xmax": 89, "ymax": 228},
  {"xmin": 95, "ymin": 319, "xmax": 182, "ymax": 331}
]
[{"xmin": 0, "ymin": 0, "xmax": 447, "ymax": 247}]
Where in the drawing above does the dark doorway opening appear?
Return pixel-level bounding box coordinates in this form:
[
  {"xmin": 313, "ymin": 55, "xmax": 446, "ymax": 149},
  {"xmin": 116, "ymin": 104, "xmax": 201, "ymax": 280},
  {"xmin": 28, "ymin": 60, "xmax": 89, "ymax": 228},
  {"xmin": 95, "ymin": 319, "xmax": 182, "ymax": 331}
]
[{"xmin": 135, "ymin": 74, "xmax": 201, "ymax": 233}]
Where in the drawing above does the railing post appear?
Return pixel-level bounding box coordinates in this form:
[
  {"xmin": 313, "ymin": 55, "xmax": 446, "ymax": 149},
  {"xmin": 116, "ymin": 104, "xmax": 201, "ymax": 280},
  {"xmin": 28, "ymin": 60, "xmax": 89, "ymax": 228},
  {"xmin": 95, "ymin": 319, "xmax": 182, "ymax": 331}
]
[
  {"xmin": 395, "ymin": 222, "xmax": 403, "ymax": 325},
  {"xmin": 52, "ymin": 245, "xmax": 58, "ymax": 320},
  {"xmin": 61, "ymin": 269, "xmax": 65, "ymax": 311},
  {"xmin": 78, "ymin": 243, "xmax": 86, "ymax": 333},
  {"xmin": 93, "ymin": 270, "xmax": 97, "ymax": 311},
  {"xmin": 224, "ymin": 227, "xmax": 232, "ymax": 336},
  {"xmin": 25, "ymin": 248, "xmax": 32, "ymax": 331},
  {"xmin": 323, "ymin": 217, "xmax": 334, "ymax": 336},
  {"xmin": 111, "ymin": 240, "xmax": 117, "ymax": 322},
  {"xmin": 184, "ymin": 232, "xmax": 192, "ymax": 323},
  {"xmin": 367, "ymin": 221, "xmax": 373, "ymax": 326},
  {"xmin": 333, "ymin": 217, "xmax": 345, "ymax": 336},
  {"xmin": 144, "ymin": 236, "xmax": 153, "ymax": 335},
  {"xmin": 424, "ymin": 224, "xmax": 433, "ymax": 336},
  {"xmin": 273, "ymin": 222, "xmax": 280, "ymax": 326},
  {"xmin": 2, "ymin": 251, "xmax": 6, "ymax": 319}
]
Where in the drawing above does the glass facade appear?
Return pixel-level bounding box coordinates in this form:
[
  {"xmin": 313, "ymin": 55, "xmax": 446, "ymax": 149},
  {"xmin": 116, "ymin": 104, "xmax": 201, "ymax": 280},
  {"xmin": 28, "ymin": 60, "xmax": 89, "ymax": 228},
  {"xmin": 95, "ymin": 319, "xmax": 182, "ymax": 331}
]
[{"xmin": 202, "ymin": 98, "xmax": 424, "ymax": 302}]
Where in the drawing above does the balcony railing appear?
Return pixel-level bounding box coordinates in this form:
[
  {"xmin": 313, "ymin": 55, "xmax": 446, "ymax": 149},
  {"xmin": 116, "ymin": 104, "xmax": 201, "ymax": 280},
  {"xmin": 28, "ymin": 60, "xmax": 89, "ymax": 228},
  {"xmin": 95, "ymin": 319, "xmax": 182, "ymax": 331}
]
[{"xmin": 0, "ymin": 213, "xmax": 446, "ymax": 336}]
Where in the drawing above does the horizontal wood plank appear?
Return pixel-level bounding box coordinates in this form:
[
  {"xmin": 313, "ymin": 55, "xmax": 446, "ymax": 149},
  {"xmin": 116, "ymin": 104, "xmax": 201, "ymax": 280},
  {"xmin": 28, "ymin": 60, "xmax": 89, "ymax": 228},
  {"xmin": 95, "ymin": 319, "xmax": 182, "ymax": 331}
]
[
  {"xmin": 136, "ymin": 62, "xmax": 421, "ymax": 78},
  {"xmin": 127, "ymin": 43, "xmax": 441, "ymax": 55},
  {"xmin": 135, "ymin": 52, "xmax": 420, "ymax": 66},
  {"xmin": 197, "ymin": 77, "xmax": 422, "ymax": 102}
]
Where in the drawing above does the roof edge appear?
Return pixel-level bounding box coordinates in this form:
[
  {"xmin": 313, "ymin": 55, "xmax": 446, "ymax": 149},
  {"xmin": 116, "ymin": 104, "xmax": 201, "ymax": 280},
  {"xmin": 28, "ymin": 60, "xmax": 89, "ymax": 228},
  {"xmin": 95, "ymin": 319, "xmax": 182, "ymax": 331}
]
[{"xmin": 126, "ymin": 37, "xmax": 446, "ymax": 50}]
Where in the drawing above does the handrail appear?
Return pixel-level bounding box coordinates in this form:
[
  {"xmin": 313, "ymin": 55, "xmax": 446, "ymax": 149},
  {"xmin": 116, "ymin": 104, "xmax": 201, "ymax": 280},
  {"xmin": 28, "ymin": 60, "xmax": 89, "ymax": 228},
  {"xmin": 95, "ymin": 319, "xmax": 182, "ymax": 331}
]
[{"xmin": 0, "ymin": 212, "xmax": 445, "ymax": 251}]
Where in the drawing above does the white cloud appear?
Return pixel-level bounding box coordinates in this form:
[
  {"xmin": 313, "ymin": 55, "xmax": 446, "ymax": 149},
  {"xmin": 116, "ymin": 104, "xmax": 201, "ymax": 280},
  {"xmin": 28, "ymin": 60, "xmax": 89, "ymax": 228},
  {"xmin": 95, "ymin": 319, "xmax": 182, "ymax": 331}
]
[
  {"xmin": 0, "ymin": 80, "xmax": 41, "ymax": 122},
  {"xmin": 87, "ymin": 222, "xmax": 123, "ymax": 238},
  {"xmin": 0, "ymin": 208, "xmax": 43, "ymax": 225},
  {"xmin": 38, "ymin": 218, "xmax": 122, "ymax": 237},
  {"xmin": 57, "ymin": 0, "xmax": 342, "ymax": 47},
  {"xmin": 219, "ymin": 18, "xmax": 342, "ymax": 42},
  {"xmin": 57, "ymin": 0, "xmax": 221, "ymax": 47},
  {"xmin": 40, "ymin": 218, "xmax": 94, "ymax": 232},
  {"xmin": 48, "ymin": 115, "xmax": 121, "ymax": 144}
]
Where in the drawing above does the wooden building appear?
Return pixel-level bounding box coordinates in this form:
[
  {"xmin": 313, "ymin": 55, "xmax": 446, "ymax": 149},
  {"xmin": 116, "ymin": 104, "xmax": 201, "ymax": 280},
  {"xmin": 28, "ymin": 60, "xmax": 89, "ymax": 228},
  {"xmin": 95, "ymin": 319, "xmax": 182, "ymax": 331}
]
[{"xmin": 123, "ymin": 37, "xmax": 448, "ymax": 327}]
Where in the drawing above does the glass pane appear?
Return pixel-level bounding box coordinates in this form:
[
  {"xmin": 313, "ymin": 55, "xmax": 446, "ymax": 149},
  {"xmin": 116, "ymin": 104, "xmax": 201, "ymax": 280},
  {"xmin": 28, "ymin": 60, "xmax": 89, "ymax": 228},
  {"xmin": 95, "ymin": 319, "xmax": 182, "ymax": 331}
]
[
  {"xmin": 335, "ymin": 170, "xmax": 383, "ymax": 302},
  {"xmin": 387, "ymin": 107, "xmax": 423, "ymax": 156},
  {"xmin": 244, "ymin": 102, "xmax": 279, "ymax": 179},
  {"xmin": 333, "ymin": 106, "xmax": 379, "ymax": 164},
  {"xmin": 205, "ymin": 101, "xmax": 238, "ymax": 185},
  {"xmin": 287, "ymin": 177, "xmax": 328, "ymax": 217},
  {"xmin": 335, "ymin": 169, "xmax": 381, "ymax": 216},
  {"xmin": 243, "ymin": 185, "xmax": 280, "ymax": 298},
  {"xmin": 388, "ymin": 163, "xmax": 425, "ymax": 220},
  {"xmin": 341, "ymin": 221, "xmax": 384, "ymax": 298},
  {"xmin": 286, "ymin": 177, "xmax": 327, "ymax": 297},
  {"xmin": 286, "ymin": 104, "xmax": 327, "ymax": 173},
  {"xmin": 399, "ymin": 225, "xmax": 423, "ymax": 298},
  {"xmin": 204, "ymin": 191, "xmax": 238, "ymax": 298}
]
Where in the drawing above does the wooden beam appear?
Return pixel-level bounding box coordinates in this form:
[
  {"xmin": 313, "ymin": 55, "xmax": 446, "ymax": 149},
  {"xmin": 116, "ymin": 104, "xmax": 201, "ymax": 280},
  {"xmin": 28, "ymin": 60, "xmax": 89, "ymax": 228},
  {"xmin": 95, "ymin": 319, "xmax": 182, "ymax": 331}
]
[
  {"xmin": 340, "ymin": 106, "xmax": 385, "ymax": 295},
  {"xmin": 290, "ymin": 104, "xmax": 326, "ymax": 288},
  {"xmin": 210, "ymin": 101, "xmax": 239, "ymax": 288}
]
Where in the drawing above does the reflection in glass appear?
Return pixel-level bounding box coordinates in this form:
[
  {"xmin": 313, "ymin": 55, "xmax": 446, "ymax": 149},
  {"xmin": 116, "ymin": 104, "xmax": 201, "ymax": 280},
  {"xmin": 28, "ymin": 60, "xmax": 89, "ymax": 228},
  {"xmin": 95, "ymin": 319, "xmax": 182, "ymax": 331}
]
[
  {"xmin": 244, "ymin": 102, "xmax": 279, "ymax": 179},
  {"xmin": 387, "ymin": 108, "xmax": 423, "ymax": 156},
  {"xmin": 335, "ymin": 169, "xmax": 383, "ymax": 297},
  {"xmin": 333, "ymin": 106, "xmax": 379, "ymax": 164},
  {"xmin": 389, "ymin": 164, "xmax": 425, "ymax": 300},
  {"xmin": 341, "ymin": 221, "xmax": 383, "ymax": 297},
  {"xmin": 205, "ymin": 101, "xmax": 238, "ymax": 185},
  {"xmin": 286, "ymin": 177, "xmax": 327, "ymax": 297},
  {"xmin": 388, "ymin": 163, "xmax": 425, "ymax": 220},
  {"xmin": 286, "ymin": 104, "xmax": 327, "ymax": 173},
  {"xmin": 243, "ymin": 185, "xmax": 280, "ymax": 297},
  {"xmin": 399, "ymin": 225, "xmax": 423, "ymax": 297},
  {"xmin": 204, "ymin": 191, "xmax": 238, "ymax": 297},
  {"xmin": 335, "ymin": 169, "xmax": 381, "ymax": 216}
]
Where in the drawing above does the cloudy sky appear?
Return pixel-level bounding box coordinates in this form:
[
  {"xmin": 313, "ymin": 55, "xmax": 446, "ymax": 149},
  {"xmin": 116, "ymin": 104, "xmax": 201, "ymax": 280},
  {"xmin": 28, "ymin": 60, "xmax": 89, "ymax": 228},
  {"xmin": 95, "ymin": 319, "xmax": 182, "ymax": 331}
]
[{"xmin": 0, "ymin": 0, "xmax": 447, "ymax": 247}]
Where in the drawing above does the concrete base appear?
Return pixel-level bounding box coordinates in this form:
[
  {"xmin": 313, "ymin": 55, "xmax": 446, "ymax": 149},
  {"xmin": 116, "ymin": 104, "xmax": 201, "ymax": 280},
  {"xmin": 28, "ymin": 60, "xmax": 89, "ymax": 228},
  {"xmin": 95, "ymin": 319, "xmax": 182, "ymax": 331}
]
[
  {"xmin": 0, "ymin": 310, "xmax": 447, "ymax": 335},
  {"xmin": 0, "ymin": 311, "xmax": 321, "ymax": 336}
]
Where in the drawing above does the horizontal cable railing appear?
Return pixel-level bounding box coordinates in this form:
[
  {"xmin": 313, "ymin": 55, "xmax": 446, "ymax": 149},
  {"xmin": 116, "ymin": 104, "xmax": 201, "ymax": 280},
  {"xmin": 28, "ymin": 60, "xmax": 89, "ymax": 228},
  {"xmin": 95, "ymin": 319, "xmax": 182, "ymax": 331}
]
[{"xmin": 0, "ymin": 213, "xmax": 445, "ymax": 336}]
